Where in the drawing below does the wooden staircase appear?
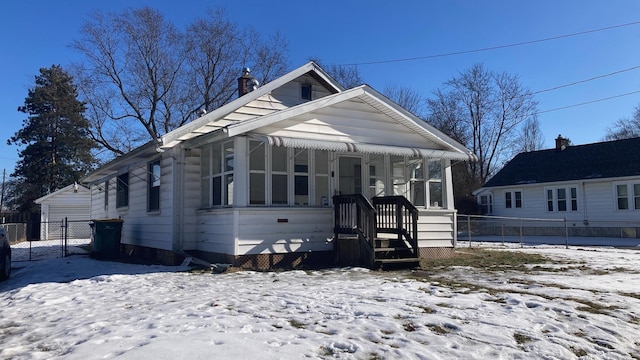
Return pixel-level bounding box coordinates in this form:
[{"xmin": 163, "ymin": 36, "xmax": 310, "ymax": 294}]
[{"xmin": 333, "ymin": 195, "xmax": 420, "ymax": 268}]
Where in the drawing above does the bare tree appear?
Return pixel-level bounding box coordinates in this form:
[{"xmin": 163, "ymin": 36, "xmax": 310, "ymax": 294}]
[
  {"xmin": 309, "ymin": 58, "xmax": 363, "ymax": 89},
  {"xmin": 516, "ymin": 116, "xmax": 545, "ymax": 152},
  {"xmin": 426, "ymin": 63, "xmax": 538, "ymax": 186},
  {"xmin": 383, "ymin": 83, "xmax": 424, "ymax": 117},
  {"xmin": 71, "ymin": 6, "xmax": 289, "ymax": 156},
  {"xmin": 604, "ymin": 105, "xmax": 640, "ymax": 140}
]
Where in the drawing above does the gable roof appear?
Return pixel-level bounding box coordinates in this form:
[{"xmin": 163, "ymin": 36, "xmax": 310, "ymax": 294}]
[
  {"xmin": 35, "ymin": 183, "xmax": 90, "ymax": 204},
  {"xmin": 481, "ymin": 137, "xmax": 640, "ymax": 188},
  {"xmin": 226, "ymin": 85, "xmax": 476, "ymax": 160},
  {"xmin": 160, "ymin": 62, "xmax": 343, "ymax": 149}
]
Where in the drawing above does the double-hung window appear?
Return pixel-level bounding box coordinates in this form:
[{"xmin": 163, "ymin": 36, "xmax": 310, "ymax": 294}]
[
  {"xmin": 615, "ymin": 182, "xmax": 640, "ymax": 211},
  {"xmin": 116, "ymin": 173, "xmax": 129, "ymax": 208},
  {"xmin": 148, "ymin": 160, "xmax": 161, "ymax": 212},
  {"xmin": 505, "ymin": 190, "xmax": 522, "ymax": 209}
]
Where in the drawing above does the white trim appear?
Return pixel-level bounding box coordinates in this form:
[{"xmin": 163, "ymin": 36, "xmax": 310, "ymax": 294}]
[{"xmin": 248, "ymin": 134, "xmax": 474, "ymax": 161}]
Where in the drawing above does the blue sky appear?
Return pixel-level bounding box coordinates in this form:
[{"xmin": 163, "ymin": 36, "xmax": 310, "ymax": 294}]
[{"xmin": 1, "ymin": 0, "xmax": 640, "ymax": 178}]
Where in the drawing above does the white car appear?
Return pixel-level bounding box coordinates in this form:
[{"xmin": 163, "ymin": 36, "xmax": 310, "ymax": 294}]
[{"xmin": 0, "ymin": 227, "xmax": 11, "ymax": 281}]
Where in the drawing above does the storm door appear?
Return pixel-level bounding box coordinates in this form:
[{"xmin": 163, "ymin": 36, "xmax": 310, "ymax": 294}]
[{"xmin": 336, "ymin": 156, "xmax": 363, "ymax": 196}]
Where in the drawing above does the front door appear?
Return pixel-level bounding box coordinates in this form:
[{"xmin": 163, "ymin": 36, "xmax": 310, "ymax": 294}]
[{"xmin": 337, "ymin": 156, "xmax": 363, "ymax": 196}]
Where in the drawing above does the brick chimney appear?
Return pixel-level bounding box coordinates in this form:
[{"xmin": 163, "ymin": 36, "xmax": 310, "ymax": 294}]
[
  {"xmin": 555, "ymin": 134, "xmax": 569, "ymax": 151},
  {"xmin": 237, "ymin": 67, "xmax": 259, "ymax": 97}
]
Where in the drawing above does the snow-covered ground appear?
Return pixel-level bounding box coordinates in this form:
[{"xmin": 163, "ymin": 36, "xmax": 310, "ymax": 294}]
[{"xmin": 1, "ymin": 245, "xmax": 639, "ymax": 359}]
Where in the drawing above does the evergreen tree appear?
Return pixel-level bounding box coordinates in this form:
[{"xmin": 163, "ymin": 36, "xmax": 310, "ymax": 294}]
[{"xmin": 8, "ymin": 65, "xmax": 97, "ymax": 213}]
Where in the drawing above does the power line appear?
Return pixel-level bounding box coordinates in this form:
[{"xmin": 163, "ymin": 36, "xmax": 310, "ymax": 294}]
[
  {"xmin": 538, "ymin": 90, "xmax": 640, "ymax": 114},
  {"xmin": 337, "ymin": 21, "xmax": 640, "ymax": 66},
  {"xmin": 532, "ymin": 65, "xmax": 640, "ymax": 95}
]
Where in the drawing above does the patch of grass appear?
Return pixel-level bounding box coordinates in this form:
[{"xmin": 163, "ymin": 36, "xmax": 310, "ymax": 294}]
[
  {"xmin": 571, "ymin": 298, "xmax": 620, "ymax": 315},
  {"xmin": 417, "ymin": 248, "xmax": 558, "ymax": 272},
  {"xmin": 289, "ymin": 319, "xmax": 307, "ymax": 329},
  {"xmin": 427, "ymin": 324, "xmax": 449, "ymax": 335},
  {"xmin": 403, "ymin": 322, "xmax": 416, "ymax": 332},
  {"xmin": 417, "ymin": 305, "xmax": 436, "ymax": 313},
  {"xmin": 621, "ymin": 292, "xmax": 640, "ymax": 300},
  {"xmin": 513, "ymin": 332, "xmax": 533, "ymax": 345},
  {"xmin": 570, "ymin": 346, "xmax": 588, "ymax": 357}
]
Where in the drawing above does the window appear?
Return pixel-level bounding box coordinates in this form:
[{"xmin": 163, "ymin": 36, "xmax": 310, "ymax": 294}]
[
  {"xmin": 390, "ymin": 156, "xmax": 406, "ymax": 197},
  {"xmin": 148, "ymin": 160, "xmax": 161, "ymax": 212},
  {"xmin": 249, "ymin": 141, "xmax": 266, "ymax": 205},
  {"xmin": 408, "ymin": 158, "xmax": 425, "ymax": 206},
  {"xmin": 505, "ymin": 190, "xmax": 522, "ymax": 209},
  {"xmin": 271, "ymin": 146, "xmax": 288, "ymax": 205},
  {"xmin": 293, "ymin": 148, "xmax": 309, "ymax": 206},
  {"xmin": 368, "ymin": 155, "xmax": 385, "ymax": 198},
  {"xmin": 479, "ymin": 194, "xmax": 493, "ymax": 214},
  {"xmin": 427, "ymin": 159, "xmax": 443, "ymax": 207},
  {"xmin": 201, "ymin": 141, "xmax": 234, "ymax": 208},
  {"xmin": 116, "ymin": 173, "xmax": 129, "ymax": 208},
  {"xmin": 300, "ymin": 84, "xmax": 312, "ymax": 101},
  {"xmin": 614, "ymin": 182, "xmax": 640, "ymax": 211},
  {"xmin": 314, "ymin": 150, "xmax": 330, "ymax": 206},
  {"xmin": 104, "ymin": 180, "xmax": 109, "ymax": 210},
  {"xmin": 617, "ymin": 184, "xmax": 628, "ymax": 210},
  {"xmin": 557, "ymin": 188, "xmax": 567, "ymax": 212},
  {"xmin": 546, "ymin": 186, "xmax": 578, "ymax": 212}
]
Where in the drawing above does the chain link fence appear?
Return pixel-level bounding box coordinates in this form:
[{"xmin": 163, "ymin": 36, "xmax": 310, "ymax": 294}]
[
  {"xmin": 4, "ymin": 218, "xmax": 92, "ymax": 262},
  {"xmin": 456, "ymin": 214, "xmax": 640, "ymax": 248}
]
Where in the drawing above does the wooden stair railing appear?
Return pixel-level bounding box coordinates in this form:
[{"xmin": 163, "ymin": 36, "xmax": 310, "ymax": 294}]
[{"xmin": 333, "ymin": 195, "xmax": 420, "ymax": 268}]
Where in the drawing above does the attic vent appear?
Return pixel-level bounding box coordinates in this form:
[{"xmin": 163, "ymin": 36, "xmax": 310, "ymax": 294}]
[{"xmin": 301, "ymin": 84, "xmax": 312, "ymax": 101}]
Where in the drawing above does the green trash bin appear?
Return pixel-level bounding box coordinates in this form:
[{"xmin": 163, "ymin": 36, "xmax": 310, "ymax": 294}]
[{"xmin": 90, "ymin": 219, "xmax": 123, "ymax": 259}]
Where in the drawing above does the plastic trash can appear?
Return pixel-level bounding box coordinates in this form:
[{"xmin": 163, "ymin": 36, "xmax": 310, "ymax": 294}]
[{"xmin": 90, "ymin": 219, "xmax": 123, "ymax": 259}]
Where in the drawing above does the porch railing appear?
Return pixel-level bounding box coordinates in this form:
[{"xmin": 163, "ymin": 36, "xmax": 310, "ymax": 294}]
[
  {"xmin": 333, "ymin": 194, "xmax": 376, "ymax": 264},
  {"xmin": 372, "ymin": 196, "xmax": 419, "ymax": 255}
]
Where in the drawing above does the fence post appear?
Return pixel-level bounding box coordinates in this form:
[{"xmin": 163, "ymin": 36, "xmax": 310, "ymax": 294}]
[
  {"xmin": 519, "ymin": 218, "xmax": 523, "ymax": 248},
  {"xmin": 64, "ymin": 217, "xmax": 68, "ymax": 257},
  {"xmin": 467, "ymin": 215, "xmax": 472, "ymax": 247},
  {"xmin": 564, "ymin": 217, "xmax": 569, "ymax": 249}
]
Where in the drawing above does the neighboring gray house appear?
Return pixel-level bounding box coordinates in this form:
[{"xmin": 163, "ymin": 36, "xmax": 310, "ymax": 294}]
[
  {"xmin": 34, "ymin": 183, "xmax": 91, "ymax": 240},
  {"xmin": 474, "ymin": 136, "xmax": 640, "ymax": 237},
  {"xmin": 81, "ymin": 62, "xmax": 476, "ymax": 268}
]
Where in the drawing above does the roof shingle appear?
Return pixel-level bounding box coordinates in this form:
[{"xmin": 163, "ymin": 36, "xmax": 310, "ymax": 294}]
[{"xmin": 482, "ymin": 137, "xmax": 640, "ymax": 187}]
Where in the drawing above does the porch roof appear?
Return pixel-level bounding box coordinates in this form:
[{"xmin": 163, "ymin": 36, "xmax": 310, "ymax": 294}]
[{"xmin": 248, "ymin": 134, "xmax": 476, "ymax": 161}]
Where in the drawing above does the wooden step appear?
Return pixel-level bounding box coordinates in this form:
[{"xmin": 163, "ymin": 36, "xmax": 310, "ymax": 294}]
[
  {"xmin": 375, "ymin": 257, "xmax": 420, "ymax": 264},
  {"xmin": 374, "ymin": 247, "xmax": 411, "ymax": 252}
]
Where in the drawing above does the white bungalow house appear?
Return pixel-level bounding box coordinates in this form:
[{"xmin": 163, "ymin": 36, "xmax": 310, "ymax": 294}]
[
  {"xmin": 34, "ymin": 183, "xmax": 91, "ymax": 240},
  {"xmin": 81, "ymin": 62, "xmax": 476, "ymax": 268},
  {"xmin": 473, "ymin": 136, "xmax": 640, "ymax": 238}
]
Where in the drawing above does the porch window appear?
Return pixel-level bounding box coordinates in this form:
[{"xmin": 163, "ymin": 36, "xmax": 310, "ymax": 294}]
[
  {"xmin": 272, "ymin": 146, "xmax": 288, "ymax": 205},
  {"xmin": 249, "ymin": 141, "xmax": 266, "ymax": 205},
  {"xmin": 391, "ymin": 155, "xmax": 406, "ymax": 197},
  {"xmin": 116, "ymin": 173, "xmax": 129, "ymax": 208},
  {"xmin": 408, "ymin": 158, "xmax": 425, "ymax": 206},
  {"xmin": 314, "ymin": 150, "xmax": 330, "ymax": 206},
  {"xmin": 201, "ymin": 141, "xmax": 234, "ymax": 208},
  {"xmin": 368, "ymin": 155, "xmax": 385, "ymax": 198},
  {"xmin": 427, "ymin": 159, "xmax": 442, "ymax": 207},
  {"xmin": 294, "ymin": 148, "xmax": 309, "ymax": 206},
  {"xmin": 547, "ymin": 189, "xmax": 553, "ymax": 211},
  {"xmin": 148, "ymin": 159, "xmax": 161, "ymax": 212},
  {"xmin": 635, "ymin": 184, "xmax": 640, "ymax": 210},
  {"xmin": 557, "ymin": 188, "xmax": 567, "ymax": 211}
]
